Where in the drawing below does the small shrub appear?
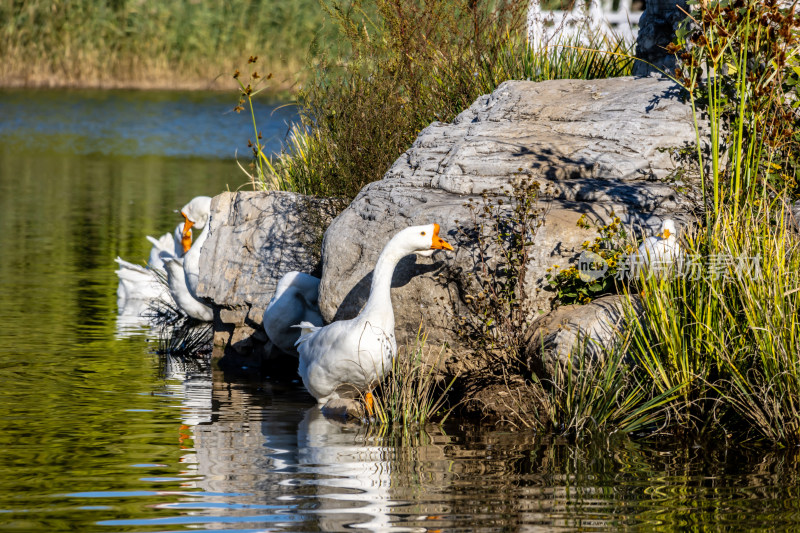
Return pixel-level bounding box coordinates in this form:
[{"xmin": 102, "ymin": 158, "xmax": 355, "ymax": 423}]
[
  {"xmin": 456, "ymin": 176, "xmax": 552, "ymax": 364},
  {"xmin": 545, "ymin": 214, "xmax": 632, "ymax": 305}
]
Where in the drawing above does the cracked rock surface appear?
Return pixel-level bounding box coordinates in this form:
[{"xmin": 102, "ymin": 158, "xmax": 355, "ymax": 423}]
[
  {"xmin": 197, "ymin": 191, "xmax": 337, "ymax": 358},
  {"xmin": 318, "ymin": 77, "xmax": 697, "ymax": 354}
]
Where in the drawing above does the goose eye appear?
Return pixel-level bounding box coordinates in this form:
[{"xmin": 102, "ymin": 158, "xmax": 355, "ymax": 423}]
[{"xmin": 420, "ymin": 231, "xmax": 426, "ymax": 236}]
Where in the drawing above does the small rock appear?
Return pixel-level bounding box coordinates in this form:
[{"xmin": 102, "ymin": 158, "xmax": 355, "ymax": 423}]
[
  {"xmin": 321, "ymin": 398, "xmax": 365, "ymax": 420},
  {"xmin": 524, "ymin": 295, "xmax": 644, "ymax": 379}
]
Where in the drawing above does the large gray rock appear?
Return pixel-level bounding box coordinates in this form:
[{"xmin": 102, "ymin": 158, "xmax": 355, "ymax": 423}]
[
  {"xmin": 197, "ymin": 191, "xmax": 338, "ymax": 357},
  {"xmin": 524, "ymin": 295, "xmax": 643, "ymax": 379},
  {"xmin": 318, "ymin": 77, "xmax": 697, "ymax": 353}
]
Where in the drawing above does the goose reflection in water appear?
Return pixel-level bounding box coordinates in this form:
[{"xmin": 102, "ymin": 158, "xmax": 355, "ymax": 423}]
[
  {"xmin": 294, "ymin": 408, "xmax": 395, "ymax": 532},
  {"xmin": 163, "ymin": 366, "xmax": 398, "ymax": 531}
]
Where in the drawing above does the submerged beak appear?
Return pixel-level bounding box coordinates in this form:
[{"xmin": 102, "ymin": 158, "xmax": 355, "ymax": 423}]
[
  {"xmin": 430, "ymin": 223, "xmax": 454, "ymax": 251},
  {"xmin": 662, "ymin": 229, "xmax": 671, "ymax": 239},
  {"xmin": 181, "ymin": 212, "xmax": 194, "ymax": 253},
  {"xmin": 364, "ymin": 391, "xmax": 375, "ymax": 418}
]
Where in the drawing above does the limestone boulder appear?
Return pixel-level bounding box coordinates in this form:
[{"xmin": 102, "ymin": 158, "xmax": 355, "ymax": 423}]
[
  {"xmin": 318, "ymin": 77, "xmax": 697, "ymax": 352},
  {"xmin": 197, "ymin": 191, "xmax": 338, "ymax": 357},
  {"xmin": 524, "ymin": 295, "xmax": 643, "ymax": 379}
]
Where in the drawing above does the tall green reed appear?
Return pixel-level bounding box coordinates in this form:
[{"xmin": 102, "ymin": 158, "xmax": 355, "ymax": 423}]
[
  {"xmin": 626, "ymin": 0, "xmax": 800, "ymax": 444},
  {"xmin": 1, "ymin": 0, "xmax": 339, "ymax": 89}
]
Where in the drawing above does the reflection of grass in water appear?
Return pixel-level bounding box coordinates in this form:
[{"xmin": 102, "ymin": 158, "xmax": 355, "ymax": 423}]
[{"xmin": 155, "ymin": 318, "xmax": 213, "ymax": 365}]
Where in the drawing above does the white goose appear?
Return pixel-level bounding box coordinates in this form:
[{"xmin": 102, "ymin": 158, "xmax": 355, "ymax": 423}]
[
  {"xmin": 179, "ymin": 196, "xmax": 213, "ymax": 301},
  {"xmin": 631, "ymin": 219, "xmax": 684, "ymax": 275},
  {"xmin": 295, "ymin": 223, "xmax": 454, "ymax": 407},
  {"xmin": 263, "ymin": 271, "xmax": 323, "ymax": 356},
  {"xmin": 116, "ymin": 223, "xmax": 187, "ymax": 309},
  {"xmin": 147, "ymin": 223, "xmax": 189, "ymax": 272},
  {"xmin": 115, "ymin": 257, "xmax": 171, "ymax": 308},
  {"xmin": 160, "ymin": 196, "xmax": 213, "ymax": 321},
  {"xmin": 161, "ymin": 253, "xmax": 214, "ymax": 321}
]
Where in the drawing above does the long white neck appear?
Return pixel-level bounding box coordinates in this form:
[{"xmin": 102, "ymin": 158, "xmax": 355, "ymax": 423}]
[
  {"xmin": 359, "ymin": 243, "xmax": 408, "ymax": 328},
  {"xmin": 184, "ymin": 222, "xmax": 209, "ymax": 298}
]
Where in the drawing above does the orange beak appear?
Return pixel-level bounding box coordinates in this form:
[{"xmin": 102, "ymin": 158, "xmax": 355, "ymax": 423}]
[
  {"xmin": 181, "ymin": 212, "xmax": 194, "ymax": 254},
  {"xmin": 431, "ymin": 223, "xmax": 454, "ymax": 251},
  {"xmin": 662, "ymin": 229, "xmax": 671, "ymax": 239},
  {"xmin": 365, "ymin": 391, "xmax": 375, "ymax": 418}
]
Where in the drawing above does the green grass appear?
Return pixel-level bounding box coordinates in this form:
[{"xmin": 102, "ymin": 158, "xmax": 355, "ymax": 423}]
[
  {"xmin": 370, "ymin": 331, "xmax": 458, "ymax": 428},
  {"xmin": 255, "ymin": 0, "xmax": 633, "ymax": 197},
  {"xmin": 621, "ymin": 0, "xmax": 800, "ymax": 445},
  {"xmin": 0, "ymin": 0, "xmax": 341, "ymax": 90},
  {"xmin": 523, "ymin": 333, "xmax": 682, "ymax": 437}
]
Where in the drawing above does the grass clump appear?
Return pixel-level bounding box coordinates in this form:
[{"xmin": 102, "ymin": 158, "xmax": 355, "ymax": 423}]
[
  {"xmin": 628, "ymin": 204, "xmax": 800, "ymax": 442},
  {"xmin": 258, "ymin": 0, "xmax": 633, "ymax": 196},
  {"xmin": 622, "ymin": 0, "xmax": 800, "ymax": 445},
  {"xmin": 1, "ymin": 0, "xmax": 339, "ymax": 90},
  {"xmin": 536, "ymin": 336, "xmax": 681, "ymax": 437},
  {"xmin": 672, "ymin": 0, "xmax": 800, "ymax": 208},
  {"xmin": 370, "ymin": 331, "xmax": 458, "ymax": 428}
]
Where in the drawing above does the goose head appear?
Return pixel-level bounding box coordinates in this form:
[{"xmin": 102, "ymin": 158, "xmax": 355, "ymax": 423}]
[
  {"xmin": 660, "ymin": 219, "xmax": 677, "ymax": 241},
  {"xmin": 179, "ymin": 196, "xmax": 212, "ymax": 253},
  {"xmin": 391, "ymin": 223, "xmax": 454, "ymax": 258}
]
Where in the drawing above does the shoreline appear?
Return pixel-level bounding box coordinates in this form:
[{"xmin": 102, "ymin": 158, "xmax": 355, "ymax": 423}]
[{"xmin": 0, "ymin": 74, "xmax": 300, "ymax": 94}]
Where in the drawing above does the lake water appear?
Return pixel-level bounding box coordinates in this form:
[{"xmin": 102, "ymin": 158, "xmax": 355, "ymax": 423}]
[{"xmin": 2, "ymin": 89, "xmax": 800, "ymax": 532}]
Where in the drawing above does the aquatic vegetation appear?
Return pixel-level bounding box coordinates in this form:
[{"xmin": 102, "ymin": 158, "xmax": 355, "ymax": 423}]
[
  {"xmin": 671, "ymin": 0, "xmax": 800, "ymax": 205},
  {"xmin": 370, "ymin": 331, "xmax": 459, "ymax": 428},
  {"xmin": 627, "ymin": 204, "xmax": 800, "ymax": 442},
  {"xmin": 0, "ymin": 0, "xmax": 340, "ymax": 89},
  {"xmin": 532, "ymin": 333, "xmax": 682, "ymax": 437}
]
